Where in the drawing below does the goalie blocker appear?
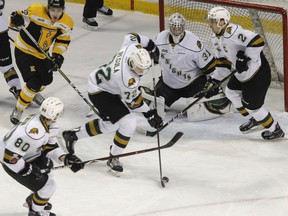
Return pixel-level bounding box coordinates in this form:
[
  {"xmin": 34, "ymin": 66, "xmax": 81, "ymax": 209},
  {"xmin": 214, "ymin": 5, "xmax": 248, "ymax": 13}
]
[{"xmin": 140, "ymin": 86, "xmax": 232, "ymax": 121}]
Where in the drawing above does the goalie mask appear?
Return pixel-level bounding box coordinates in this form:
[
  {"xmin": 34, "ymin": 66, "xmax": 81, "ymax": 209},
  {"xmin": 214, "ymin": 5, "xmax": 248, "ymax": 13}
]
[
  {"xmin": 207, "ymin": 7, "xmax": 230, "ymax": 33},
  {"xmin": 128, "ymin": 48, "xmax": 152, "ymax": 76},
  {"xmin": 40, "ymin": 97, "xmax": 64, "ymax": 121},
  {"xmin": 168, "ymin": 13, "xmax": 185, "ymax": 43}
]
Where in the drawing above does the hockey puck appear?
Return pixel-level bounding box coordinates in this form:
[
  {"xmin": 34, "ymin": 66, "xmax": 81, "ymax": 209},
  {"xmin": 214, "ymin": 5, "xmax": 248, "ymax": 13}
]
[
  {"xmin": 161, "ymin": 176, "xmax": 169, "ymax": 188},
  {"xmin": 162, "ymin": 176, "xmax": 169, "ymax": 183}
]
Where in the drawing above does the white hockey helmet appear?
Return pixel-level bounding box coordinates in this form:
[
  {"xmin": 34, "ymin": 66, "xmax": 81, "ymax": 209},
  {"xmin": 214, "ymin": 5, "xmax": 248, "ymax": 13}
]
[
  {"xmin": 168, "ymin": 13, "xmax": 185, "ymax": 43},
  {"xmin": 207, "ymin": 6, "xmax": 230, "ymax": 27},
  {"xmin": 40, "ymin": 97, "xmax": 64, "ymax": 121},
  {"xmin": 129, "ymin": 48, "xmax": 152, "ymax": 75}
]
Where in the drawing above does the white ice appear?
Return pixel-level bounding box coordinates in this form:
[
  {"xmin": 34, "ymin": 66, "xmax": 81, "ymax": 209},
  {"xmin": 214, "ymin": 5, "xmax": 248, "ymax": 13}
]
[{"xmin": 1, "ymin": 1, "xmax": 288, "ymax": 216}]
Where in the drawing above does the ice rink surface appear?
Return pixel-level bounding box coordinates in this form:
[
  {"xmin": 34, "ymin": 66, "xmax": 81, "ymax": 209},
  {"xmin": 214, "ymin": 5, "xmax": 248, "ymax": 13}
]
[{"xmin": 0, "ymin": 0, "xmax": 288, "ymax": 215}]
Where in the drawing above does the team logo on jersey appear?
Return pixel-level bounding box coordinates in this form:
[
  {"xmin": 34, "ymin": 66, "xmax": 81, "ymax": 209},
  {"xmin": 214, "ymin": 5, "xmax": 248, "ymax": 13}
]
[
  {"xmin": 128, "ymin": 78, "xmax": 136, "ymax": 87},
  {"xmin": 29, "ymin": 128, "xmax": 39, "ymax": 134},
  {"xmin": 30, "ymin": 66, "xmax": 36, "ymax": 72},
  {"xmin": 9, "ymin": 154, "xmax": 20, "ymax": 164},
  {"xmin": 226, "ymin": 27, "xmax": 232, "ymax": 34},
  {"xmin": 4, "ymin": 149, "xmax": 20, "ymax": 164},
  {"xmin": 197, "ymin": 40, "xmax": 202, "ymax": 49}
]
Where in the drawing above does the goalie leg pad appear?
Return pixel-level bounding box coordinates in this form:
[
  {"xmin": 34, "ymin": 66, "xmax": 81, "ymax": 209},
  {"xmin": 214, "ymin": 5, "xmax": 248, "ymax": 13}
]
[{"xmin": 186, "ymin": 94, "xmax": 232, "ymax": 122}]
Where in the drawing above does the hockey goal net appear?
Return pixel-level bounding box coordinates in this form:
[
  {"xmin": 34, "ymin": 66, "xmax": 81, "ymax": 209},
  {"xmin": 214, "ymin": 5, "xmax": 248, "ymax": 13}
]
[{"xmin": 158, "ymin": 0, "xmax": 288, "ymax": 112}]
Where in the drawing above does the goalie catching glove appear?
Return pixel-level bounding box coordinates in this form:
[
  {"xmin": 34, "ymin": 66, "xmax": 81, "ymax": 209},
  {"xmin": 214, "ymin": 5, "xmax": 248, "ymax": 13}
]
[
  {"xmin": 143, "ymin": 109, "xmax": 163, "ymax": 128},
  {"xmin": 64, "ymin": 154, "xmax": 84, "ymax": 173}
]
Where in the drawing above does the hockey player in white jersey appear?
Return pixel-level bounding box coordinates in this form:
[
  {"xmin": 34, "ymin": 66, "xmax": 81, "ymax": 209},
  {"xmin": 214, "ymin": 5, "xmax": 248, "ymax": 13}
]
[
  {"xmin": 62, "ymin": 34, "xmax": 163, "ymax": 176},
  {"xmin": 0, "ymin": 0, "xmax": 22, "ymax": 98},
  {"xmin": 205, "ymin": 6, "xmax": 284, "ymax": 140},
  {"xmin": 0, "ymin": 97, "xmax": 84, "ymax": 216},
  {"xmin": 153, "ymin": 13, "xmax": 225, "ymax": 109}
]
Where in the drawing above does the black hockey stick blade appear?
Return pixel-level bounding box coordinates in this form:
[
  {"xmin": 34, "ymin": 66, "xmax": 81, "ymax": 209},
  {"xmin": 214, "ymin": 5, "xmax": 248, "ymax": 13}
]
[{"xmin": 52, "ymin": 132, "xmax": 183, "ymax": 171}]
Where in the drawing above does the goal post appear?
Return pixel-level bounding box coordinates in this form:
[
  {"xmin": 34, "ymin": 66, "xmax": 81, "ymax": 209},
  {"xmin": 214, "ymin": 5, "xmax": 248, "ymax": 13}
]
[{"xmin": 158, "ymin": 0, "xmax": 288, "ymax": 112}]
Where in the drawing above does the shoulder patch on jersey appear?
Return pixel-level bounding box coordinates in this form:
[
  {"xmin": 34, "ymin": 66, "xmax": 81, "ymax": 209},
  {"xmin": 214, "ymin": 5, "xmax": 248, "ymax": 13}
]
[
  {"xmin": 247, "ymin": 35, "xmax": 264, "ymax": 47},
  {"xmin": 128, "ymin": 78, "xmax": 136, "ymax": 87},
  {"xmin": 4, "ymin": 149, "xmax": 21, "ymax": 164},
  {"xmin": 197, "ymin": 40, "xmax": 202, "ymax": 49},
  {"xmin": 29, "ymin": 128, "xmax": 39, "ymax": 135}
]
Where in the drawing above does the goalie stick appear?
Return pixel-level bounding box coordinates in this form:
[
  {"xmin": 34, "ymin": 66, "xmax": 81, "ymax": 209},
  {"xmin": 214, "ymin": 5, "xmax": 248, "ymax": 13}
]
[
  {"xmin": 137, "ymin": 69, "xmax": 238, "ymax": 137},
  {"xmin": 52, "ymin": 131, "xmax": 183, "ymax": 171}
]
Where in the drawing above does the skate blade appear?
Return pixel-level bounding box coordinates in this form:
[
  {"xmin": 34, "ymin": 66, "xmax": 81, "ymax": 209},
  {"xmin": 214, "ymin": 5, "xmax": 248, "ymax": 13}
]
[
  {"xmin": 107, "ymin": 168, "xmax": 121, "ymax": 177},
  {"xmin": 83, "ymin": 24, "xmax": 98, "ymax": 31},
  {"xmin": 23, "ymin": 202, "xmax": 29, "ymax": 208},
  {"xmin": 241, "ymin": 125, "xmax": 264, "ymax": 134}
]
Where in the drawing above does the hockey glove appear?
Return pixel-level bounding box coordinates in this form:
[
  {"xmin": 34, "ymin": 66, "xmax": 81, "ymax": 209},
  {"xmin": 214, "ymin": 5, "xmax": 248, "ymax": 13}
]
[
  {"xmin": 235, "ymin": 51, "xmax": 251, "ymax": 73},
  {"xmin": 19, "ymin": 163, "xmax": 43, "ymax": 180},
  {"xmin": 143, "ymin": 109, "xmax": 163, "ymax": 129},
  {"xmin": 145, "ymin": 40, "xmax": 159, "ymax": 64},
  {"xmin": 51, "ymin": 53, "xmax": 64, "ymax": 70},
  {"xmin": 202, "ymin": 78, "xmax": 222, "ymax": 99},
  {"xmin": 64, "ymin": 154, "xmax": 84, "ymax": 173},
  {"xmin": 10, "ymin": 11, "xmax": 24, "ymax": 27}
]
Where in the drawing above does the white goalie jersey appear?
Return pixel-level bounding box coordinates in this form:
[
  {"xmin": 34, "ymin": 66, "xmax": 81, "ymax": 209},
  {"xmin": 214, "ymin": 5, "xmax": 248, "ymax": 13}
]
[
  {"xmin": 0, "ymin": 114, "xmax": 65, "ymax": 173},
  {"xmin": 87, "ymin": 34, "xmax": 150, "ymax": 113},
  {"xmin": 211, "ymin": 23, "xmax": 265, "ymax": 82},
  {"xmin": 155, "ymin": 30, "xmax": 216, "ymax": 89}
]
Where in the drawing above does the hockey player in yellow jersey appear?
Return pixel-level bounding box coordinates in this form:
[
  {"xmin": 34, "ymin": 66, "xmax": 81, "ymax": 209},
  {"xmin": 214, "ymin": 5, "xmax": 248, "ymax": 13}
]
[{"xmin": 9, "ymin": 0, "xmax": 74, "ymax": 125}]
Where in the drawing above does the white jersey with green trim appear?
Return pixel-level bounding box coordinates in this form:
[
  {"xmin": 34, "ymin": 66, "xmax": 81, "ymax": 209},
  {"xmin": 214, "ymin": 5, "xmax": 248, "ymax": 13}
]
[
  {"xmin": 211, "ymin": 23, "xmax": 264, "ymax": 82},
  {"xmin": 87, "ymin": 44, "xmax": 149, "ymax": 113},
  {"xmin": 0, "ymin": 114, "xmax": 65, "ymax": 173},
  {"xmin": 155, "ymin": 30, "xmax": 215, "ymax": 89}
]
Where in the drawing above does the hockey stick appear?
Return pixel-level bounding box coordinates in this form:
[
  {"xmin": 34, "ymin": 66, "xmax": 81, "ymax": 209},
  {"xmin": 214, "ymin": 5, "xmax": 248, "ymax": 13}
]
[
  {"xmin": 137, "ymin": 69, "xmax": 238, "ymax": 137},
  {"xmin": 153, "ymin": 76, "xmax": 168, "ymax": 187},
  {"xmin": 19, "ymin": 26, "xmax": 104, "ymax": 119},
  {"xmin": 52, "ymin": 131, "xmax": 183, "ymax": 171}
]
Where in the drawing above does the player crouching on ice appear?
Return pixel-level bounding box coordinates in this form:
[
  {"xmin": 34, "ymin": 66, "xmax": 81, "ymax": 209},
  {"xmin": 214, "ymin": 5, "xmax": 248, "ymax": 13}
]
[
  {"xmin": 62, "ymin": 34, "xmax": 163, "ymax": 177},
  {"xmin": 0, "ymin": 97, "xmax": 84, "ymax": 216}
]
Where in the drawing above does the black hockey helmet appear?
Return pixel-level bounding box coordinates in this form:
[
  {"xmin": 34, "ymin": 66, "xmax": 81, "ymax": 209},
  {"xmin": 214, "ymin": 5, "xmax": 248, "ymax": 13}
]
[{"xmin": 48, "ymin": 0, "xmax": 65, "ymax": 9}]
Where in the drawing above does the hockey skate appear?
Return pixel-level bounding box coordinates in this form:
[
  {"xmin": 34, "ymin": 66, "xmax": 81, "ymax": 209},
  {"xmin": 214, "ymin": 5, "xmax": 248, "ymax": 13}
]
[
  {"xmin": 83, "ymin": 17, "xmax": 98, "ymax": 31},
  {"xmin": 239, "ymin": 117, "xmax": 263, "ymax": 134},
  {"xmin": 33, "ymin": 93, "xmax": 45, "ymax": 106},
  {"xmin": 10, "ymin": 107, "xmax": 23, "ymax": 125},
  {"xmin": 98, "ymin": 6, "xmax": 113, "ymax": 15},
  {"xmin": 107, "ymin": 156, "xmax": 123, "ymax": 177},
  {"xmin": 62, "ymin": 129, "xmax": 79, "ymax": 154},
  {"xmin": 9, "ymin": 86, "xmax": 21, "ymax": 99},
  {"xmin": 261, "ymin": 123, "xmax": 285, "ymax": 140},
  {"xmin": 25, "ymin": 194, "xmax": 55, "ymax": 216},
  {"xmin": 28, "ymin": 207, "xmax": 56, "ymax": 216}
]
